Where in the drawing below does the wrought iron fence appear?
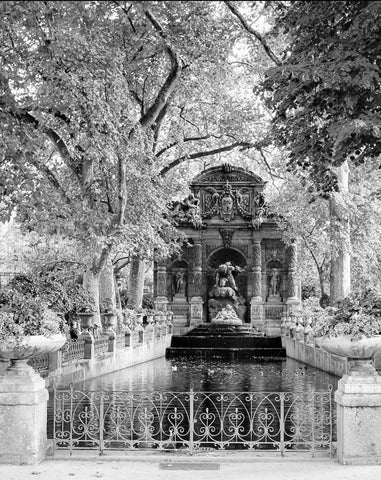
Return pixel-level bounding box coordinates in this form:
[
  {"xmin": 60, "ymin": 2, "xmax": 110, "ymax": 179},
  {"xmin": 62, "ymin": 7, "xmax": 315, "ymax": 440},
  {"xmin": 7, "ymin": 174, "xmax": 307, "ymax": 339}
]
[
  {"xmin": 52, "ymin": 386, "xmax": 333, "ymax": 456},
  {"xmin": 94, "ymin": 337, "xmax": 109, "ymax": 354},
  {"xmin": 28, "ymin": 353, "xmax": 49, "ymax": 378},
  {"xmin": 62, "ymin": 340, "xmax": 86, "ymax": 365}
]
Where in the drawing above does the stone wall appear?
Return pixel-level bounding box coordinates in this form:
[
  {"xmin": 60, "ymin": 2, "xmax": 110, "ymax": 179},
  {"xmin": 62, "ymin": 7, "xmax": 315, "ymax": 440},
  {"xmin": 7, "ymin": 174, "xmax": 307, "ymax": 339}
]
[
  {"xmin": 283, "ymin": 336, "xmax": 348, "ymax": 377},
  {"xmin": 0, "ymin": 326, "xmax": 172, "ymax": 389}
]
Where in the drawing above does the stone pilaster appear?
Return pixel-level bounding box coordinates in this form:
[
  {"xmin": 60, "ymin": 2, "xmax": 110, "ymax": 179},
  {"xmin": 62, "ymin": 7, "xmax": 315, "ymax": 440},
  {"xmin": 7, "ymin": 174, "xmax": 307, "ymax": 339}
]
[
  {"xmin": 250, "ymin": 240, "xmax": 264, "ymax": 332},
  {"xmin": 188, "ymin": 243, "xmax": 203, "ymax": 299},
  {"xmin": 286, "ymin": 240, "xmax": 299, "ymax": 312},
  {"xmin": 155, "ymin": 264, "xmax": 168, "ymax": 311},
  {"xmin": 251, "ymin": 240, "xmax": 262, "ymax": 301}
]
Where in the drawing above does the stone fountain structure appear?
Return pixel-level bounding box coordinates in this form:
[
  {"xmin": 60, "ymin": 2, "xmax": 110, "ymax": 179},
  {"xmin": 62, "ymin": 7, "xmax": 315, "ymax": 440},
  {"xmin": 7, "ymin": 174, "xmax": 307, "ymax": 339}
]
[{"xmin": 154, "ymin": 164, "xmax": 300, "ymax": 356}]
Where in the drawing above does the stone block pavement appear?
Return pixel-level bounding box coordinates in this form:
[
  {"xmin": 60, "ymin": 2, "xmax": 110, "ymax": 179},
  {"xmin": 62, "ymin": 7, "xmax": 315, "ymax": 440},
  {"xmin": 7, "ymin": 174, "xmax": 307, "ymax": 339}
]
[{"xmin": 1, "ymin": 454, "xmax": 381, "ymax": 480}]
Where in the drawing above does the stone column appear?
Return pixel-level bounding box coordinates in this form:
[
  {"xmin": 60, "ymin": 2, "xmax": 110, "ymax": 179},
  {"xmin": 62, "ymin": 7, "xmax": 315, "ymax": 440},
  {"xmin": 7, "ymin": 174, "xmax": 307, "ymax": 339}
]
[
  {"xmin": 250, "ymin": 240, "xmax": 264, "ymax": 332},
  {"xmin": 286, "ymin": 240, "xmax": 299, "ymax": 314},
  {"xmin": 155, "ymin": 264, "xmax": 168, "ymax": 312},
  {"xmin": 0, "ymin": 361, "xmax": 49, "ymax": 464},
  {"xmin": 189, "ymin": 243, "xmax": 203, "ymax": 322},
  {"xmin": 335, "ymin": 361, "xmax": 381, "ymax": 464}
]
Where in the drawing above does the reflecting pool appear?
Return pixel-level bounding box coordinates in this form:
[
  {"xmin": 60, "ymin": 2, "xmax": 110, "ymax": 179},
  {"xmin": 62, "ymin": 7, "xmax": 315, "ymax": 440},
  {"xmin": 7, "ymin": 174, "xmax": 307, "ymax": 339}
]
[{"xmin": 49, "ymin": 357, "xmax": 338, "ymax": 453}]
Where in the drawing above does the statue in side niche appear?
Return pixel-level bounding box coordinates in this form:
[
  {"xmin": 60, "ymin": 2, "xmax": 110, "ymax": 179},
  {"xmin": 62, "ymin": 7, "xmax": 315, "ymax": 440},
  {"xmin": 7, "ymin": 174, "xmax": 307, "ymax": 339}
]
[
  {"xmin": 268, "ymin": 268, "xmax": 281, "ymax": 296},
  {"xmin": 174, "ymin": 269, "xmax": 186, "ymax": 295}
]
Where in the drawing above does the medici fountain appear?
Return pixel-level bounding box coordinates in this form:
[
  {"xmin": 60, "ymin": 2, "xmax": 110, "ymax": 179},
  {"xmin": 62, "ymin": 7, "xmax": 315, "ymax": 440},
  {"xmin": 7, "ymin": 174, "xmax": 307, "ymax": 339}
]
[{"xmin": 153, "ymin": 164, "xmax": 301, "ymax": 358}]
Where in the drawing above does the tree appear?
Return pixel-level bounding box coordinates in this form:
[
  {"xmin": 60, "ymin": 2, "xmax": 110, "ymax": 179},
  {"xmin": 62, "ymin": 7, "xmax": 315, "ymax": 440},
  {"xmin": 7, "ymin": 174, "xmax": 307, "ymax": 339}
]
[
  {"xmin": 259, "ymin": 1, "xmax": 381, "ymax": 303},
  {"xmin": 1, "ymin": 1, "xmax": 280, "ymax": 314},
  {"xmin": 261, "ymin": 0, "xmax": 381, "ymax": 191}
]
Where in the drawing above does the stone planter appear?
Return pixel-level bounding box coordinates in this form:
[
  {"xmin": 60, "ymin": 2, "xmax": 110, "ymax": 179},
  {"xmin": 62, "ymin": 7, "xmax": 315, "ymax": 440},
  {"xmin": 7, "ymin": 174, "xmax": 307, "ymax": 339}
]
[
  {"xmin": 0, "ymin": 334, "xmax": 67, "ymax": 372},
  {"xmin": 316, "ymin": 335, "xmax": 381, "ymax": 375}
]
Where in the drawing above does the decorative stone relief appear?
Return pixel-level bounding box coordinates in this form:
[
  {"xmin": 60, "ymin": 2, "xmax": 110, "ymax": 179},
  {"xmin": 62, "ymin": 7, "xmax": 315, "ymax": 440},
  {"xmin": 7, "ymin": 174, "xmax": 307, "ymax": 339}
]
[
  {"xmin": 188, "ymin": 270, "xmax": 203, "ymax": 297},
  {"xmin": 265, "ymin": 244, "xmax": 285, "ymax": 265},
  {"xmin": 265, "ymin": 305, "xmax": 285, "ymax": 319},
  {"xmin": 219, "ymin": 228, "xmax": 235, "ymax": 248},
  {"xmin": 191, "ymin": 303, "xmax": 203, "ymax": 319},
  {"xmin": 202, "ymin": 181, "xmax": 252, "ymax": 221},
  {"xmin": 190, "ymin": 243, "xmax": 202, "ymax": 267},
  {"xmin": 156, "ymin": 266, "xmax": 167, "ymax": 297},
  {"xmin": 252, "ymin": 241, "xmax": 262, "ymax": 267},
  {"xmin": 252, "ymin": 271, "xmax": 262, "ymax": 298},
  {"xmin": 250, "ymin": 303, "xmax": 263, "ymax": 320}
]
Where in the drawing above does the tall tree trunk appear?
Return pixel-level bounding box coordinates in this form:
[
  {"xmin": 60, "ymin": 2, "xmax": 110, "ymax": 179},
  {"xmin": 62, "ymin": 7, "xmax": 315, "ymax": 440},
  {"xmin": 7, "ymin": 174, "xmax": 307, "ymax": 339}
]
[
  {"xmin": 329, "ymin": 161, "xmax": 351, "ymax": 304},
  {"xmin": 83, "ymin": 268, "xmax": 101, "ymax": 327},
  {"xmin": 99, "ymin": 256, "xmax": 117, "ymax": 312},
  {"xmin": 127, "ymin": 257, "xmax": 145, "ymax": 309}
]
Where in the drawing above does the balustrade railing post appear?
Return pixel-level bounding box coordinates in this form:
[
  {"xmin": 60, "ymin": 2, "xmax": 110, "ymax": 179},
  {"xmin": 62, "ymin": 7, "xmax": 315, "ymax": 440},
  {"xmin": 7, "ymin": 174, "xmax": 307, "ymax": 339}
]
[
  {"xmin": 280, "ymin": 393, "xmax": 285, "ymax": 457},
  {"xmin": 52, "ymin": 383, "xmax": 57, "ymax": 457},
  {"xmin": 69, "ymin": 384, "xmax": 74, "ymax": 456},
  {"xmin": 311, "ymin": 391, "xmax": 315, "ymax": 457},
  {"xmin": 328, "ymin": 384, "xmax": 333, "ymax": 458},
  {"xmin": 189, "ymin": 387, "xmax": 194, "ymax": 455},
  {"xmin": 99, "ymin": 393, "xmax": 104, "ymax": 455}
]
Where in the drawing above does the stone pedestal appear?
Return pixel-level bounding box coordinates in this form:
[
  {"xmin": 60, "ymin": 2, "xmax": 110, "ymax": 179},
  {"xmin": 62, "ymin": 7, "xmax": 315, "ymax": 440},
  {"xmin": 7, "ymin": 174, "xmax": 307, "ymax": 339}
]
[
  {"xmin": 154, "ymin": 296, "xmax": 168, "ymax": 312},
  {"xmin": 250, "ymin": 298, "xmax": 264, "ymax": 333},
  {"xmin": 0, "ymin": 362, "xmax": 49, "ymax": 464},
  {"xmin": 171, "ymin": 295, "xmax": 190, "ymax": 334},
  {"xmin": 267, "ymin": 294, "xmax": 281, "ymax": 304},
  {"xmin": 335, "ymin": 363, "xmax": 381, "ymax": 464},
  {"xmin": 190, "ymin": 296, "xmax": 203, "ymax": 327}
]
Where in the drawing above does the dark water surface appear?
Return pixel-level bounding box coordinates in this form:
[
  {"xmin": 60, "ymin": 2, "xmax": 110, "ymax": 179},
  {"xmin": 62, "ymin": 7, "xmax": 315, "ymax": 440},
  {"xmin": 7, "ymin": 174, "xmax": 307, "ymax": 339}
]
[{"xmin": 73, "ymin": 356, "xmax": 339, "ymax": 393}]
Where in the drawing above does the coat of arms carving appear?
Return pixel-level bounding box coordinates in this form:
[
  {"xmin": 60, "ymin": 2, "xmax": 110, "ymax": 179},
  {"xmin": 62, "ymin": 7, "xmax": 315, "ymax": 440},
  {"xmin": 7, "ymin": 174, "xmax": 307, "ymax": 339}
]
[{"xmin": 202, "ymin": 181, "xmax": 252, "ymax": 222}]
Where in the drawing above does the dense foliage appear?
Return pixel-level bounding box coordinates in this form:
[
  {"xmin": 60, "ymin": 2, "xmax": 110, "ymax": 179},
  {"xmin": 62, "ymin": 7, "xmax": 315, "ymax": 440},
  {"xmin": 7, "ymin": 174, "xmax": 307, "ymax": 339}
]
[
  {"xmin": 312, "ymin": 289, "xmax": 381, "ymax": 340},
  {"xmin": 262, "ymin": 1, "xmax": 381, "ymax": 193},
  {"xmin": 0, "ymin": 289, "xmax": 67, "ymax": 339}
]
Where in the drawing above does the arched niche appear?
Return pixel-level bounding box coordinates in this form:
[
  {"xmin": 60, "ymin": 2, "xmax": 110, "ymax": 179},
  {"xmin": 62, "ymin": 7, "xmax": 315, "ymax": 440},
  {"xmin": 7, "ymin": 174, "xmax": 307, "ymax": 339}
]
[
  {"xmin": 206, "ymin": 247, "xmax": 248, "ymax": 321},
  {"xmin": 265, "ymin": 259, "xmax": 286, "ymax": 302}
]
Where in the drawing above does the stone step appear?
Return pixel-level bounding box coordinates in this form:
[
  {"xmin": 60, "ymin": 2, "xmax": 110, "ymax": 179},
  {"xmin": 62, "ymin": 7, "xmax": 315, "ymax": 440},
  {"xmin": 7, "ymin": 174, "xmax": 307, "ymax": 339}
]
[{"xmin": 166, "ymin": 346, "xmax": 286, "ymax": 359}]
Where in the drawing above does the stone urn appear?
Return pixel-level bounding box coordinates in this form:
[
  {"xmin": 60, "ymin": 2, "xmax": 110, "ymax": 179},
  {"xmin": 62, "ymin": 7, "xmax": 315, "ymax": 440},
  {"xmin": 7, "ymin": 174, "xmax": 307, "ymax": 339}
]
[
  {"xmin": 316, "ymin": 335, "xmax": 381, "ymax": 375},
  {"xmin": 78, "ymin": 312, "xmax": 94, "ymax": 331},
  {"xmin": 0, "ymin": 334, "xmax": 67, "ymax": 374},
  {"xmin": 101, "ymin": 312, "xmax": 117, "ymax": 334},
  {"xmin": 135, "ymin": 312, "xmax": 144, "ymax": 325}
]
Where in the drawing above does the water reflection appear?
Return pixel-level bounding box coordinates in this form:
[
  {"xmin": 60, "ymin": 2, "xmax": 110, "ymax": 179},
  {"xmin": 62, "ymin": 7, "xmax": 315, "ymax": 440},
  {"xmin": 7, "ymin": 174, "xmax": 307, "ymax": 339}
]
[{"xmin": 74, "ymin": 357, "xmax": 338, "ymax": 393}]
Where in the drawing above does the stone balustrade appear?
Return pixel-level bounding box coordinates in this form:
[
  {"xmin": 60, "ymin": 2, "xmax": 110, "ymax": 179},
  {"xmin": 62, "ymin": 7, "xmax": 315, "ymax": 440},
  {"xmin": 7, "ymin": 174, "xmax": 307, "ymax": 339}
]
[
  {"xmin": 281, "ymin": 314, "xmax": 349, "ymax": 377},
  {"xmin": 1, "ymin": 315, "xmax": 173, "ymax": 389}
]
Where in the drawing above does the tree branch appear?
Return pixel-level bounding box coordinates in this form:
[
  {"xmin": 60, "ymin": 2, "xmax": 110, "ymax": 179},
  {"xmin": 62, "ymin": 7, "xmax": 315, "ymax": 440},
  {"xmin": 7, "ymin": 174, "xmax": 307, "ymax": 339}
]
[
  {"xmin": 224, "ymin": 1, "xmax": 282, "ymax": 67},
  {"xmin": 156, "ymin": 134, "xmax": 218, "ymax": 158},
  {"xmin": 256, "ymin": 146, "xmax": 285, "ymax": 180},
  {"xmin": 114, "ymin": 259, "xmax": 131, "ymax": 273},
  {"xmin": 138, "ymin": 9, "xmax": 182, "ymax": 129},
  {"xmin": 152, "ymin": 103, "xmax": 168, "ymax": 153},
  {"xmin": 27, "ymin": 152, "xmax": 72, "ymax": 205},
  {"xmin": 160, "ymin": 141, "xmax": 255, "ymax": 176},
  {"xmin": 117, "ymin": 153, "xmax": 127, "ymax": 226}
]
